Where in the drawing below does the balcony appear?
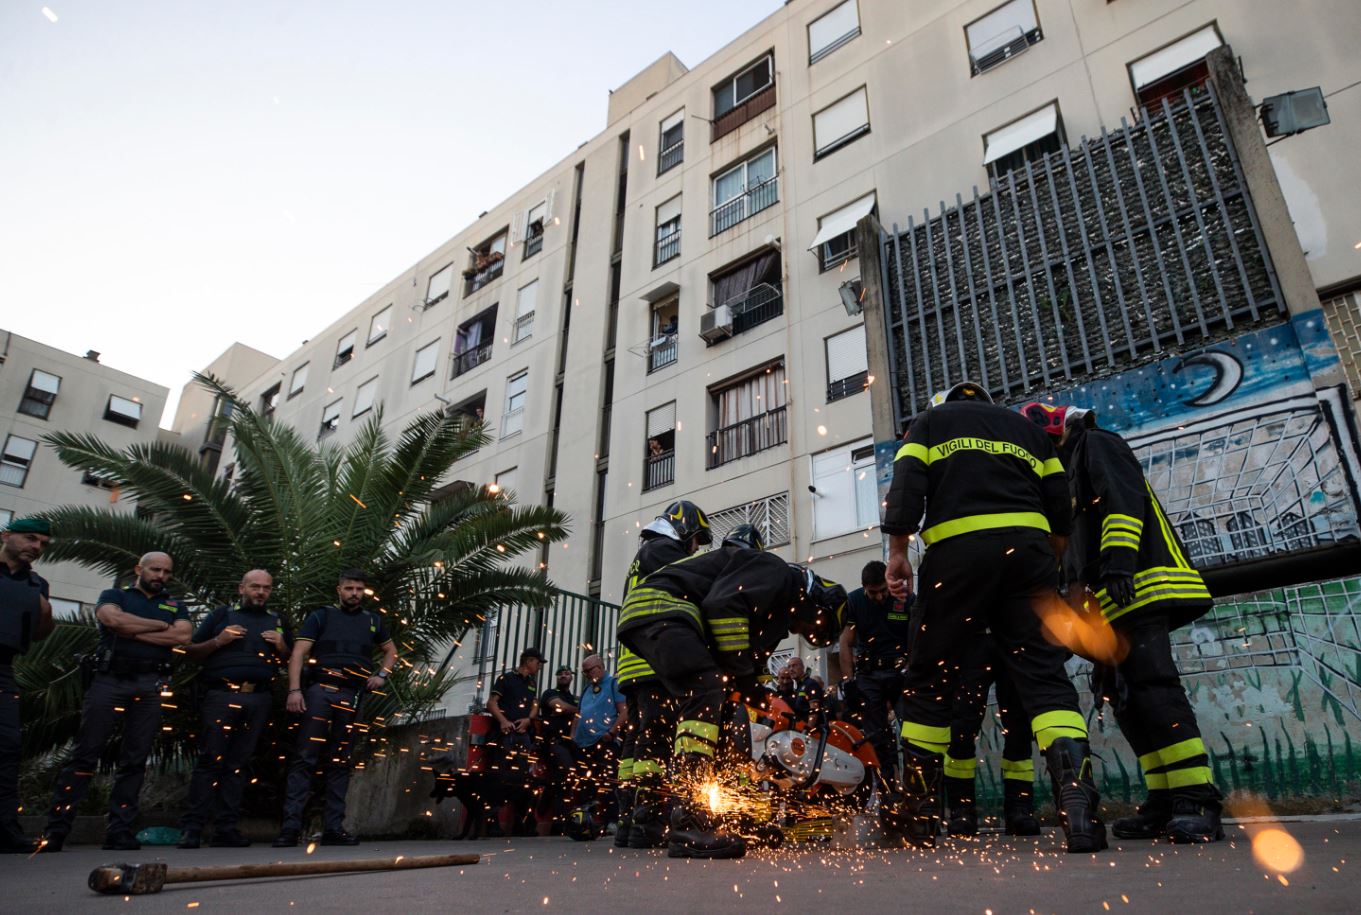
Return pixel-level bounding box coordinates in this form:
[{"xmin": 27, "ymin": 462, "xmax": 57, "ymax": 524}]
[
  {"xmin": 707, "ymin": 405, "xmax": 787, "ymax": 469},
  {"xmin": 648, "ymin": 334, "xmax": 678, "ymax": 373},
  {"xmin": 712, "ymin": 83, "xmax": 776, "ymax": 142},
  {"xmin": 827, "ymin": 369, "xmax": 868, "ymax": 402},
  {"xmin": 451, "ymin": 341, "xmax": 494, "ymax": 379},
  {"xmin": 729, "ymin": 282, "xmax": 783, "ymax": 336},
  {"xmin": 658, "ymin": 140, "xmax": 684, "ymax": 175},
  {"xmin": 523, "ymin": 230, "xmax": 544, "ymax": 259},
  {"xmin": 643, "ymin": 449, "xmax": 675, "ymax": 491},
  {"xmin": 710, "ymin": 176, "xmax": 778, "ymax": 236},
  {"xmin": 655, "ymin": 228, "xmax": 680, "ymax": 267},
  {"xmin": 462, "ymin": 253, "xmax": 504, "ymax": 296}
]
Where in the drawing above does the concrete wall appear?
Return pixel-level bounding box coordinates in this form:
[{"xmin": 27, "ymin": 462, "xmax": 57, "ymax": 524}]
[{"xmin": 346, "ymin": 716, "xmax": 471, "ymax": 838}]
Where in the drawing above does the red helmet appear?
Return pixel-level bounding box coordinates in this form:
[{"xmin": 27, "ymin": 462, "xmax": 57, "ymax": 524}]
[{"xmin": 1021, "ymin": 401, "xmax": 1068, "ymax": 439}]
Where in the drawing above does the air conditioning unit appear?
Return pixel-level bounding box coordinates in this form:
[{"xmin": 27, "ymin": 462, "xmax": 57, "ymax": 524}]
[{"xmin": 699, "ymin": 305, "xmax": 734, "ymax": 343}]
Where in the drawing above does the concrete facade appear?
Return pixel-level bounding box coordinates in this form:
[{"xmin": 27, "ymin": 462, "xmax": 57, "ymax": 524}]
[
  {"xmin": 190, "ymin": 0, "xmax": 1361, "ymax": 712},
  {"xmin": 0, "ymin": 329, "xmax": 169, "ymax": 611}
]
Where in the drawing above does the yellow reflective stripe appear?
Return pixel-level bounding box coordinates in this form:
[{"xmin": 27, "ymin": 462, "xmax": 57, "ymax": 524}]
[
  {"xmin": 1144, "ymin": 771, "xmax": 1169, "ymax": 791},
  {"xmin": 1000, "ymin": 758, "xmax": 1035, "ymax": 780},
  {"xmin": 926, "ymin": 437, "xmax": 1052, "ymax": 476},
  {"xmin": 1103, "ymin": 513, "xmax": 1144, "ymax": 533},
  {"xmin": 900, "ymin": 721, "xmax": 951, "ymax": 751},
  {"xmin": 1164, "ymin": 766, "xmax": 1214, "ymax": 789},
  {"xmin": 895, "ymin": 442, "xmax": 928, "ymax": 464},
  {"xmin": 944, "ymin": 755, "xmax": 977, "ymax": 779},
  {"xmin": 714, "ymin": 640, "xmax": 750, "ymax": 651},
  {"xmin": 617, "ymin": 758, "xmax": 634, "ymax": 780},
  {"xmin": 1041, "ymin": 457, "xmax": 1065, "ymax": 477},
  {"xmin": 1099, "ymin": 583, "xmax": 1213, "ymax": 620},
  {"xmin": 1101, "ymin": 533, "xmax": 1142, "ymax": 550},
  {"xmin": 675, "ymin": 736, "xmax": 715, "ymax": 756},
  {"xmin": 632, "ymin": 759, "xmax": 664, "ymax": 777},
  {"xmin": 1155, "ymin": 737, "xmax": 1207, "ymax": 766},
  {"xmin": 1138, "ymin": 748, "xmax": 1163, "ymax": 771},
  {"xmin": 921, "ymin": 511, "xmax": 1050, "ymax": 545},
  {"xmin": 1148, "ymin": 483, "xmax": 1193, "ymax": 570},
  {"xmin": 1032, "ymin": 710, "xmax": 1087, "ymax": 749},
  {"xmin": 677, "ymin": 720, "xmax": 719, "ymax": 743},
  {"xmin": 707, "ymin": 620, "xmax": 748, "ymax": 631},
  {"xmin": 619, "ymin": 591, "xmax": 701, "ymax": 627}
]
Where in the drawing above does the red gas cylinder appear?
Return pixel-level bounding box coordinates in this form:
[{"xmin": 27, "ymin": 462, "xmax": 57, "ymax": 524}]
[{"xmin": 467, "ymin": 712, "xmax": 494, "ymax": 773}]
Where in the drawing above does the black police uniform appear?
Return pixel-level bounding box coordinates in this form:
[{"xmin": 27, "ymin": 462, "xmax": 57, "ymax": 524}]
[
  {"xmin": 488, "ymin": 668, "xmax": 538, "ymax": 783},
  {"xmin": 776, "ymin": 674, "xmax": 820, "ymax": 720},
  {"xmin": 844, "ymin": 585, "xmax": 912, "ymax": 782},
  {"xmin": 539, "ymin": 684, "xmax": 579, "ymax": 787},
  {"xmin": 0, "ymin": 561, "xmax": 48, "ymax": 849},
  {"xmin": 279, "ymin": 605, "xmax": 391, "ymax": 836},
  {"xmin": 181, "ymin": 603, "xmax": 292, "ymax": 839},
  {"xmin": 45, "ymin": 586, "xmax": 189, "ymax": 842}
]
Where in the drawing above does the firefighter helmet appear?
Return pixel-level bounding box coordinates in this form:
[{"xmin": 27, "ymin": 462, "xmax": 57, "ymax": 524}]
[
  {"xmin": 1021, "ymin": 401, "xmax": 1095, "ymax": 440},
  {"xmin": 658, "ymin": 500, "xmax": 713, "ymax": 545},
  {"xmin": 929, "ymin": 380, "xmax": 993, "ymax": 407},
  {"xmin": 721, "ymin": 523, "xmax": 765, "ymax": 551},
  {"xmin": 790, "ymin": 565, "xmax": 847, "ymax": 647}
]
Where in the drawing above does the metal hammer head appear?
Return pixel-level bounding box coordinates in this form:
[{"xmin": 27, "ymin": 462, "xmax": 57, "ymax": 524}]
[{"xmin": 89, "ymin": 862, "xmax": 168, "ymax": 895}]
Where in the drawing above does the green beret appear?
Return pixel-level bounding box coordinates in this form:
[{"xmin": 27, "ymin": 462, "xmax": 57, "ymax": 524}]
[{"xmin": 6, "ymin": 517, "xmax": 51, "ymax": 535}]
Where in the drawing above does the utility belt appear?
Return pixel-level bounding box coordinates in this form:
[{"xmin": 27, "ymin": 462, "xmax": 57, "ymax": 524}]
[
  {"xmin": 305, "ymin": 666, "xmax": 366, "ymax": 691},
  {"xmin": 856, "ymin": 655, "xmax": 906, "ymax": 674},
  {"xmin": 78, "ymin": 646, "xmax": 171, "ymax": 688}
]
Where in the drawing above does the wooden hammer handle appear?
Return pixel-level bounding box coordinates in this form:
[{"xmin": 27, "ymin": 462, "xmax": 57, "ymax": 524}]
[{"xmin": 163, "ymin": 853, "xmax": 481, "ymax": 885}]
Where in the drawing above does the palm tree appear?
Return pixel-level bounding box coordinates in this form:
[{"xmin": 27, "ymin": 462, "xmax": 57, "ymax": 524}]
[{"xmin": 24, "ymin": 373, "xmax": 571, "ymax": 761}]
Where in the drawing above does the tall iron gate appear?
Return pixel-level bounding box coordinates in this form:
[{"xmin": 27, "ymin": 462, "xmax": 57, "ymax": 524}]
[
  {"xmin": 471, "ymin": 589, "xmax": 620, "ymax": 708},
  {"xmin": 879, "ymin": 85, "xmax": 1285, "ymax": 421}
]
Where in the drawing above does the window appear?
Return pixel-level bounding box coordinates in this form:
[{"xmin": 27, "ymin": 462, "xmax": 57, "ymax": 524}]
[
  {"xmin": 811, "ymin": 441, "xmax": 879, "ymax": 540},
  {"xmin": 493, "ymin": 467, "xmax": 517, "ymax": 497},
  {"xmin": 260, "ymin": 382, "xmax": 281, "ymax": 417},
  {"xmin": 712, "ymin": 53, "xmax": 776, "ymax": 140},
  {"xmin": 1, "ymin": 435, "xmax": 38, "ymax": 487},
  {"xmin": 464, "ymin": 231, "xmax": 508, "ymax": 295},
  {"xmin": 658, "ymin": 109, "xmax": 684, "ymax": 175},
  {"xmin": 513, "ymin": 281, "xmax": 537, "ymax": 344},
  {"xmin": 648, "ymin": 299, "xmax": 680, "ymax": 373},
  {"xmin": 50, "ymin": 597, "xmax": 83, "ymax": 620},
  {"xmin": 82, "ymin": 469, "xmax": 118, "ymax": 490},
  {"xmin": 368, "ymin": 305, "xmax": 392, "ymax": 346},
  {"xmin": 453, "ymin": 304, "xmax": 498, "ymax": 378},
  {"xmin": 1129, "ymin": 25, "xmax": 1222, "ymax": 109},
  {"xmin": 448, "ymin": 391, "xmax": 486, "ymax": 436},
  {"xmin": 412, "ymin": 340, "xmax": 439, "ymax": 384},
  {"xmin": 334, "ymin": 329, "xmax": 357, "ymax": 368},
  {"xmin": 813, "ymin": 86, "xmax": 870, "ymax": 158},
  {"xmin": 0, "ymin": 509, "xmax": 12, "ymax": 528},
  {"xmin": 655, "ymin": 195, "xmax": 682, "ymax": 267},
  {"xmin": 983, "ymin": 102, "xmax": 1064, "ymax": 180},
  {"xmin": 644, "ymin": 401, "xmax": 677, "ymax": 491},
  {"xmin": 288, "ymin": 363, "xmax": 309, "ymax": 399},
  {"xmin": 523, "ymin": 201, "xmax": 546, "ymax": 259},
  {"xmin": 104, "ymin": 395, "xmax": 143, "ymax": 428},
  {"xmin": 710, "ymin": 147, "xmax": 778, "ymax": 236},
  {"xmin": 708, "ymin": 363, "xmax": 788, "ymax": 468},
  {"xmin": 826, "ymin": 324, "xmax": 869, "ymax": 401},
  {"xmin": 809, "ymin": 192, "xmax": 875, "ymax": 272},
  {"xmin": 967, "ymin": 0, "xmax": 1042, "ymax": 75},
  {"xmin": 709, "ymin": 250, "xmax": 783, "ymax": 338},
  {"xmin": 320, "ymin": 399, "xmax": 341, "ymax": 437},
  {"xmin": 809, "ymin": 0, "xmax": 860, "ymax": 64},
  {"xmin": 502, "ymin": 370, "xmax": 528, "ymax": 438},
  {"xmin": 426, "ymin": 263, "xmax": 453, "ymax": 307},
  {"xmin": 18, "ymin": 369, "xmax": 61, "ymax": 419},
  {"xmin": 352, "ymin": 377, "xmax": 378, "ymax": 418}
]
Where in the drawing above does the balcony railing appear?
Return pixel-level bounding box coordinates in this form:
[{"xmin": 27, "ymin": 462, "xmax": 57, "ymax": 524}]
[
  {"xmin": 712, "ymin": 83, "xmax": 776, "ymax": 141},
  {"xmin": 710, "ymin": 176, "xmax": 778, "ymax": 236},
  {"xmin": 463, "ymin": 254, "xmax": 504, "ymax": 296},
  {"xmin": 827, "ymin": 370, "xmax": 868, "ymax": 402},
  {"xmin": 658, "ymin": 140, "xmax": 684, "ymax": 174},
  {"xmin": 523, "ymin": 231, "xmax": 544, "ymax": 259},
  {"xmin": 707, "ymin": 405, "xmax": 787, "ymax": 469},
  {"xmin": 728, "ymin": 282, "xmax": 783, "ymax": 335},
  {"xmin": 451, "ymin": 341, "xmax": 493, "ymax": 378},
  {"xmin": 648, "ymin": 334, "xmax": 678, "ymax": 373},
  {"xmin": 643, "ymin": 449, "xmax": 675, "ymax": 491},
  {"xmin": 655, "ymin": 229, "xmax": 680, "ymax": 266}
]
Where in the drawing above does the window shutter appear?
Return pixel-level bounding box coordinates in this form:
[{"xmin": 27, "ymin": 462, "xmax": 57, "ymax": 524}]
[
  {"xmin": 516, "ymin": 281, "xmax": 538, "ymax": 317},
  {"xmin": 647, "ymin": 402, "xmax": 677, "ymax": 437},
  {"xmin": 809, "ymin": 1, "xmax": 860, "ymax": 59},
  {"xmin": 826, "ymin": 325, "xmax": 868, "ymax": 382},
  {"xmin": 657, "ymin": 195, "xmax": 682, "ymax": 227},
  {"xmin": 813, "ymin": 88, "xmax": 869, "ymax": 154},
  {"xmin": 544, "ymin": 189, "xmax": 556, "ymax": 223},
  {"xmin": 811, "ymin": 447, "xmax": 857, "ymax": 540},
  {"xmin": 967, "ymin": 0, "xmax": 1037, "ymax": 54},
  {"xmin": 1130, "ymin": 26, "xmax": 1222, "ymax": 88},
  {"xmin": 510, "ymin": 212, "xmax": 524, "ymax": 245}
]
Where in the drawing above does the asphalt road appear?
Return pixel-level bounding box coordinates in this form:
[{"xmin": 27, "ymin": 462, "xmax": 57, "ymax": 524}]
[{"xmin": 2, "ymin": 816, "xmax": 1355, "ymax": 914}]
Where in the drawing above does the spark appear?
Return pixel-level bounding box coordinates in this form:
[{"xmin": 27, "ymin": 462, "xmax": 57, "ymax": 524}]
[
  {"xmin": 306, "ymin": 842, "xmax": 317, "ymax": 854},
  {"xmin": 1253, "ymin": 827, "xmax": 1304, "ymax": 874},
  {"xmin": 41, "ymin": 7, "xmax": 58, "ymax": 22},
  {"xmin": 349, "ymin": 493, "xmax": 368, "ymax": 508}
]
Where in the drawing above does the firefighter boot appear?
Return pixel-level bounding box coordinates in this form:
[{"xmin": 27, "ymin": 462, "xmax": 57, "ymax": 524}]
[
  {"xmin": 667, "ymin": 801, "xmax": 745, "ymax": 859},
  {"xmin": 1166, "ymin": 785, "xmax": 1224, "ymax": 844},
  {"xmin": 944, "ymin": 775, "xmax": 978, "ymax": 837},
  {"xmin": 1045, "ymin": 737, "xmax": 1107, "ymax": 854},
  {"xmin": 613, "ymin": 787, "xmax": 635, "ymax": 848},
  {"xmin": 1111, "ymin": 789, "xmax": 1172, "ymax": 840},
  {"xmin": 628, "ymin": 787, "xmax": 669, "ymax": 849},
  {"xmin": 1003, "ymin": 778, "xmax": 1041, "ymax": 836},
  {"xmin": 883, "ymin": 745, "xmax": 942, "ymax": 849}
]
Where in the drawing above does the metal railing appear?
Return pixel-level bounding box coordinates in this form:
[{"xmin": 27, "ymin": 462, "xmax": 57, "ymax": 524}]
[
  {"xmin": 709, "ymin": 491, "xmax": 791, "ymax": 547},
  {"xmin": 969, "ymin": 26, "xmax": 1042, "ymax": 76},
  {"xmin": 713, "ymin": 83, "xmax": 776, "ymax": 141},
  {"xmin": 648, "ymin": 334, "xmax": 678, "ymax": 372},
  {"xmin": 707, "ymin": 405, "xmax": 787, "ymax": 469},
  {"xmin": 501, "ymin": 406, "xmax": 524, "ymax": 438},
  {"xmin": 524, "ymin": 232, "xmax": 543, "ymax": 259},
  {"xmin": 643, "ymin": 449, "xmax": 675, "ymax": 491},
  {"xmin": 463, "ymin": 255, "xmax": 504, "ymax": 296},
  {"xmin": 659, "ymin": 141, "xmax": 684, "ymax": 174},
  {"xmin": 710, "ymin": 175, "xmax": 778, "ymax": 236},
  {"xmin": 451, "ymin": 341, "xmax": 493, "ymax": 378},
  {"xmin": 655, "ymin": 228, "xmax": 680, "ymax": 266},
  {"xmin": 827, "ymin": 370, "xmax": 868, "ymax": 402},
  {"xmin": 728, "ymin": 282, "xmax": 784, "ymax": 335}
]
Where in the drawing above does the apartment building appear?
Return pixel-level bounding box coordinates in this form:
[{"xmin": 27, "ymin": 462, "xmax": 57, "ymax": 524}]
[
  {"xmin": 191, "ymin": 0, "xmax": 1361, "ymax": 708},
  {"xmin": 0, "ymin": 330, "xmax": 170, "ymax": 612}
]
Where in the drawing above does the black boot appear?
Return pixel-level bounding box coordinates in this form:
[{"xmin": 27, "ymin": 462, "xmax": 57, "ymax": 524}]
[
  {"xmin": 614, "ymin": 787, "xmax": 635, "ymax": 848},
  {"xmin": 882, "ymin": 745, "xmax": 942, "ymax": 849},
  {"xmin": 1165, "ymin": 785, "xmax": 1224, "ymax": 844},
  {"xmin": 667, "ymin": 801, "xmax": 745, "ymax": 859},
  {"xmin": 628, "ymin": 789, "xmax": 668, "ymax": 849},
  {"xmin": 1111, "ymin": 789, "xmax": 1172, "ymax": 840},
  {"xmin": 1002, "ymin": 779, "xmax": 1041, "ymax": 836},
  {"xmin": 1045, "ymin": 737, "xmax": 1107, "ymax": 854},
  {"xmin": 944, "ymin": 775, "xmax": 977, "ymax": 837},
  {"xmin": 177, "ymin": 829, "xmax": 202, "ymax": 849}
]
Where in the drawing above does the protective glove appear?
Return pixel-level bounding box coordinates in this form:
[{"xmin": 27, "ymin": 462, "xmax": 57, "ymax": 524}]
[{"xmin": 1102, "ymin": 571, "xmax": 1136, "ymax": 608}]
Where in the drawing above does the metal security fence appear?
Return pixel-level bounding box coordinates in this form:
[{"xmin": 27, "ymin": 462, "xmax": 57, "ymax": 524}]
[
  {"xmin": 708, "ymin": 491, "xmax": 791, "ymax": 547},
  {"xmin": 879, "ymin": 86, "xmax": 1284, "ymax": 422}
]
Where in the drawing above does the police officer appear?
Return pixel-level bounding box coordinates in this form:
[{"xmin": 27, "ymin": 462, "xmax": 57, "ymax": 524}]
[
  {"xmin": 0, "ymin": 518, "xmax": 54, "ymax": 854},
  {"xmin": 615, "ymin": 502, "xmax": 714, "ymax": 849},
  {"xmin": 42, "ymin": 551, "xmax": 190, "ymax": 852},
  {"xmin": 487, "ymin": 647, "xmax": 543, "ymax": 836},
  {"xmin": 539, "ymin": 665, "xmax": 579, "ymax": 827},
  {"xmin": 617, "ymin": 537, "xmax": 845, "ymax": 859},
  {"xmin": 273, "ymin": 568, "xmax": 396, "ymax": 848},
  {"xmin": 838, "ymin": 560, "xmax": 911, "ymax": 787},
  {"xmin": 1024, "ymin": 401, "xmax": 1221, "ymax": 843},
  {"xmin": 882, "ymin": 381, "xmax": 1104, "ymax": 854},
  {"xmin": 178, "ymin": 569, "xmax": 291, "ymax": 848}
]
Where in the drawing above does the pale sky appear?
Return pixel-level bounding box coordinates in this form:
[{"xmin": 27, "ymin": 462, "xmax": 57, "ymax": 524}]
[{"xmin": 1, "ymin": 0, "xmax": 782, "ymax": 426}]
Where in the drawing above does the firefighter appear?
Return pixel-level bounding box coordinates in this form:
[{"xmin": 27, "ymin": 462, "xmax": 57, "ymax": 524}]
[
  {"xmin": 616, "ymin": 539, "xmax": 845, "ymax": 859},
  {"xmin": 882, "ymin": 381, "xmax": 1104, "ymax": 854},
  {"xmin": 614, "ymin": 501, "xmax": 713, "ymax": 848},
  {"xmin": 1022, "ymin": 401, "xmax": 1222, "ymax": 843},
  {"xmin": 944, "ymin": 638, "xmax": 1040, "ymax": 837}
]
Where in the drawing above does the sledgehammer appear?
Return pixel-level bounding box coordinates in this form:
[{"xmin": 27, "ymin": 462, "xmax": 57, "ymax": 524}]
[{"xmin": 88, "ymin": 852, "xmax": 480, "ymax": 895}]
